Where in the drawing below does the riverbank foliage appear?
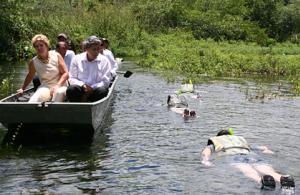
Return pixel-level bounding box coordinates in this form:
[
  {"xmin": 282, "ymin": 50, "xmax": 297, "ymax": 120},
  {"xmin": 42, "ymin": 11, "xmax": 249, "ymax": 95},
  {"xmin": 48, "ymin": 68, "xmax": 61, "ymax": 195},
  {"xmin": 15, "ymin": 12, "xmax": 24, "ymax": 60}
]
[{"xmin": 1, "ymin": 0, "xmax": 300, "ymax": 92}]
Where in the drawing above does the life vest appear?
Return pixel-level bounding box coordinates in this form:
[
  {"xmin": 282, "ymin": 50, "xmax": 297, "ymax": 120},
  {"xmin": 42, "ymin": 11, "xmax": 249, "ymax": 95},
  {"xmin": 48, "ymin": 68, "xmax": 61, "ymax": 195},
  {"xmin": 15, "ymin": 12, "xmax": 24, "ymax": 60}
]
[
  {"xmin": 209, "ymin": 135, "xmax": 250, "ymax": 155},
  {"xmin": 167, "ymin": 94, "xmax": 188, "ymax": 108},
  {"xmin": 180, "ymin": 84, "xmax": 194, "ymax": 93}
]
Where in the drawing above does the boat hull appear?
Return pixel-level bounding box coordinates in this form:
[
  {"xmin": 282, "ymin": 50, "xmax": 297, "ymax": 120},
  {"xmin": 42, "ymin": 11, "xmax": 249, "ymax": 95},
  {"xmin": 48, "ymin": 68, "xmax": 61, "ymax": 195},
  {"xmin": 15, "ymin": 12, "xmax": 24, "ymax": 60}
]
[{"xmin": 0, "ymin": 77, "xmax": 117, "ymax": 132}]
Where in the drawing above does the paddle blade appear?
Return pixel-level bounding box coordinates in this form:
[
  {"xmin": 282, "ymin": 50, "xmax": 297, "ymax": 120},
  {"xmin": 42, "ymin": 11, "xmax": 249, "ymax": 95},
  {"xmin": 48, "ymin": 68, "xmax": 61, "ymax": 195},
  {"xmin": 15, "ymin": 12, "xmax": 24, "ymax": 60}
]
[{"xmin": 124, "ymin": 71, "xmax": 133, "ymax": 78}]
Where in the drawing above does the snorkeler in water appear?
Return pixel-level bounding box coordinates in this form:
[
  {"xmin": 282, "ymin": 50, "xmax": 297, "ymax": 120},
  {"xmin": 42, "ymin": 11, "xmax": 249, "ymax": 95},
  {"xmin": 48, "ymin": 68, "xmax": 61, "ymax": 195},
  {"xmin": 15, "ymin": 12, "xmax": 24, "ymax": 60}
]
[
  {"xmin": 201, "ymin": 129, "xmax": 295, "ymax": 191},
  {"xmin": 167, "ymin": 94, "xmax": 196, "ymax": 118}
]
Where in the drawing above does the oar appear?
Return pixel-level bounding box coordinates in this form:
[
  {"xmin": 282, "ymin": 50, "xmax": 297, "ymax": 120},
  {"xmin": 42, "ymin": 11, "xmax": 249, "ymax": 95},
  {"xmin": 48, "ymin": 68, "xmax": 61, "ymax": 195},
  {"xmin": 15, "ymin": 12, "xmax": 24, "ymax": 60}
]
[{"xmin": 117, "ymin": 70, "xmax": 133, "ymax": 78}]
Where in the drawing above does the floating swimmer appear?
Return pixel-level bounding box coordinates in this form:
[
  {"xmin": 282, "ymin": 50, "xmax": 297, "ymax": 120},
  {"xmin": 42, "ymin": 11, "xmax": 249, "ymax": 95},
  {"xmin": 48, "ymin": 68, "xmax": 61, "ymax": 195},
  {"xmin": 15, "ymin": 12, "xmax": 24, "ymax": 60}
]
[
  {"xmin": 201, "ymin": 129, "xmax": 295, "ymax": 191},
  {"xmin": 167, "ymin": 94, "xmax": 188, "ymax": 108},
  {"xmin": 182, "ymin": 108, "xmax": 196, "ymax": 119},
  {"xmin": 175, "ymin": 80, "xmax": 205, "ymax": 102},
  {"xmin": 176, "ymin": 79, "xmax": 194, "ymax": 94},
  {"xmin": 167, "ymin": 94, "xmax": 196, "ymax": 118}
]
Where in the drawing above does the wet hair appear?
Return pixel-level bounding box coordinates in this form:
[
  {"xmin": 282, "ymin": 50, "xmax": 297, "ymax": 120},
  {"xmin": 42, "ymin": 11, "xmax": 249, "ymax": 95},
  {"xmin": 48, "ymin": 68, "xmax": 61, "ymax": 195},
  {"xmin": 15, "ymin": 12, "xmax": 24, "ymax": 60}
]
[
  {"xmin": 183, "ymin": 109, "xmax": 190, "ymax": 116},
  {"xmin": 31, "ymin": 34, "xmax": 50, "ymax": 48},
  {"xmin": 86, "ymin": 35, "xmax": 102, "ymax": 49},
  {"xmin": 190, "ymin": 110, "xmax": 196, "ymax": 117},
  {"xmin": 217, "ymin": 130, "xmax": 230, "ymax": 136}
]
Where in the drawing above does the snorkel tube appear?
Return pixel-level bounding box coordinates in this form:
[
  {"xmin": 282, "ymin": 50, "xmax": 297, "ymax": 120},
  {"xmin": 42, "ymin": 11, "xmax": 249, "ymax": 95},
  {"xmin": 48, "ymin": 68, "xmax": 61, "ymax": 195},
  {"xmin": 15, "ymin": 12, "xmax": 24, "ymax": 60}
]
[{"xmin": 229, "ymin": 128, "xmax": 233, "ymax": 135}]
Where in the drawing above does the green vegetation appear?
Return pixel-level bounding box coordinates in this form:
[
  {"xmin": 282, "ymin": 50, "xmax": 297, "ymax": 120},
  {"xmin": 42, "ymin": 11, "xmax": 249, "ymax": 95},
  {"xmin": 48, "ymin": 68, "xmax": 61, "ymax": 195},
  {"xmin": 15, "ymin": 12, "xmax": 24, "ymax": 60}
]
[
  {"xmin": 139, "ymin": 31, "xmax": 300, "ymax": 83},
  {"xmin": 1, "ymin": 0, "xmax": 300, "ymax": 93},
  {"xmin": 0, "ymin": 77, "xmax": 14, "ymax": 97}
]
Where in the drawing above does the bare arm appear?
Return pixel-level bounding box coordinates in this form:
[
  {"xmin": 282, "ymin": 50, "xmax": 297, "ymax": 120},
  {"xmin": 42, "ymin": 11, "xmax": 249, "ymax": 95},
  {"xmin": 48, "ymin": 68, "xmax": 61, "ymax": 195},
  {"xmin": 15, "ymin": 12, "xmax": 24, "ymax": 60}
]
[
  {"xmin": 57, "ymin": 53, "xmax": 69, "ymax": 86},
  {"xmin": 201, "ymin": 146, "xmax": 213, "ymax": 166},
  {"xmin": 17, "ymin": 60, "xmax": 36, "ymax": 95},
  {"xmin": 50, "ymin": 54, "xmax": 69, "ymax": 96},
  {"xmin": 256, "ymin": 145, "xmax": 274, "ymax": 154}
]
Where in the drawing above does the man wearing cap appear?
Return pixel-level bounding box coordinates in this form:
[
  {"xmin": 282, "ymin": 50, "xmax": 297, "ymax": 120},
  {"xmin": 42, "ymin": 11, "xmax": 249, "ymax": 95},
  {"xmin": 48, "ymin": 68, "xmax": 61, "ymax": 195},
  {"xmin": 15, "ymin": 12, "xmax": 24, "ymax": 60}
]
[
  {"xmin": 67, "ymin": 36, "xmax": 111, "ymax": 102},
  {"xmin": 101, "ymin": 38, "xmax": 118, "ymax": 78},
  {"xmin": 57, "ymin": 33, "xmax": 76, "ymax": 54},
  {"xmin": 56, "ymin": 33, "xmax": 75, "ymax": 69},
  {"xmin": 57, "ymin": 33, "xmax": 68, "ymax": 42}
]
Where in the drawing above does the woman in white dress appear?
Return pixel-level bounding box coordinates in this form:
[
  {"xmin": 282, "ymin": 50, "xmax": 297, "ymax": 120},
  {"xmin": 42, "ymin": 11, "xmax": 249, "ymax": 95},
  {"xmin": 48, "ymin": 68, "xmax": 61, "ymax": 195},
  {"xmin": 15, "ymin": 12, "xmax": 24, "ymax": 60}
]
[{"xmin": 17, "ymin": 34, "xmax": 69, "ymax": 102}]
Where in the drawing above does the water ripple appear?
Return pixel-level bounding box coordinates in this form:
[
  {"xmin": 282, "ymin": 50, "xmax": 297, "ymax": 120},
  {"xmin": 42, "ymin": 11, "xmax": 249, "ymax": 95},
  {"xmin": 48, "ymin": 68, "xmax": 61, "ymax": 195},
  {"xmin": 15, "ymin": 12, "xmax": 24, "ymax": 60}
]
[{"xmin": 0, "ymin": 62, "xmax": 299, "ymax": 194}]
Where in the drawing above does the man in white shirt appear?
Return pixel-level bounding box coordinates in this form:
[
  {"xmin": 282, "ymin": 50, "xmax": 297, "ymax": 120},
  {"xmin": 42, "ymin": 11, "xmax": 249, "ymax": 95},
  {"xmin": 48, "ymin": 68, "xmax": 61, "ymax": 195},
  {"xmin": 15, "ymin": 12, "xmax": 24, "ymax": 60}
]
[
  {"xmin": 56, "ymin": 41, "xmax": 75, "ymax": 70},
  {"xmin": 66, "ymin": 36, "xmax": 111, "ymax": 102},
  {"xmin": 101, "ymin": 38, "xmax": 118, "ymax": 78}
]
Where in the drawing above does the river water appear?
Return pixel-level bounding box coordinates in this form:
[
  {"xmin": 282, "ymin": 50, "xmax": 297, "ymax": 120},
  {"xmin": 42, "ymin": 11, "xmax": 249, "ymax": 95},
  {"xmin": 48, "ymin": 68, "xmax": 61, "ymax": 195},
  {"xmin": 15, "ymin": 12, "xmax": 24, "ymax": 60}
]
[{"xmin": 0, "ymin": 61, "xmax": 299, "ymax": 194}]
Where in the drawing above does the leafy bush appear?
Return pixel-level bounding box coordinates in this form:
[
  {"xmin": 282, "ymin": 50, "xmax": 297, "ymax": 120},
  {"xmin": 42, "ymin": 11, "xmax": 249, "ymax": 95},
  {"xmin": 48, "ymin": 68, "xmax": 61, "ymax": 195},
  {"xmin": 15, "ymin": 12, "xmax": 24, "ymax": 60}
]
[
  {"xmin": 0, "ymin": 1, "xmax": 30, "ymax": 60},
  {"xmin": 1, "ymin": 0, "xmax": 300, "ymax": 94},
  {"xmin": 139, "ymin": 31, "xmax": 300, "ymax": 80}
]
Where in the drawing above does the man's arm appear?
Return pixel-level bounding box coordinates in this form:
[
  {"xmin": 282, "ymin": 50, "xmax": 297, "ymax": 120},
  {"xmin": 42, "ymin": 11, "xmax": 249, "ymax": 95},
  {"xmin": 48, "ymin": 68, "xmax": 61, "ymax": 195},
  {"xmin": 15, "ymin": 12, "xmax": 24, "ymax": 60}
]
[
  {"xmin": 201, "ymin": 145, "xmax": 213, "ymax": 166},
  {"xmin": 107, "ymin": 51, "xmax": 118, "ymax": 76},
  {"xmin": 256, "ymin": 146, "xmax": 274, "ymax": 154},
  {"xmin": 91, "ymin": 58, "xmax": 111, "ymax": 89},
  {"xmin": 17, "ymin": 60, "xmax": 36, "ymax": 95},
  {"xmin": 250, "ymin": 144, "xmax": 274, "ymax": 154}
]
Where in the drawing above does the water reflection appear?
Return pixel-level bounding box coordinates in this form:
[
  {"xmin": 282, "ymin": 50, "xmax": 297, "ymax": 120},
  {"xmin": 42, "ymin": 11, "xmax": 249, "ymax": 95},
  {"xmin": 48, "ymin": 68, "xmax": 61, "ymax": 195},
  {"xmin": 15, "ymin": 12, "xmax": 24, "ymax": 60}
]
[
  {"xmin": 0, "ymin": 96, "xmax": 114, "ymax": 193},
  {"xmin": 0, "ymin": 124, "xmax": 111, "ymax": 194},
  {"xmin": 0, "ymin": 60, "xmax": 27, "ymax": 98}
]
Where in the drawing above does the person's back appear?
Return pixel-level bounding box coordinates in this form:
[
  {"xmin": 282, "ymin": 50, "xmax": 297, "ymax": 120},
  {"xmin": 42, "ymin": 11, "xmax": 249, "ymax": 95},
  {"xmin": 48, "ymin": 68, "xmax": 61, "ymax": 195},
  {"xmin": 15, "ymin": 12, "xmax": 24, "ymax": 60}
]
[
  {"xmin": 167, "ymin": 94, "xmax": 188, "ymax": 108},
  {"xmin": 201, "ymin": 129, "xmax": 295, "ymax": 191},
  {"xmin": 208, "ymin": 134, "xmax": 250, "ymax": 156}
]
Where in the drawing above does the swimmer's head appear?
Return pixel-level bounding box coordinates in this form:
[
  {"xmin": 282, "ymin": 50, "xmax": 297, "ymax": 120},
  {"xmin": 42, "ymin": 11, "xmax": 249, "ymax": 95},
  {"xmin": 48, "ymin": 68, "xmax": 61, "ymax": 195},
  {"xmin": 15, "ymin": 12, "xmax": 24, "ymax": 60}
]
[
  {"xmin": 190, "ymin": 110, "xmax": 196, "ymax": 117},
  {"xmin": 183, "ymin": 109, "xmax": 190, "ymax": 116},
  {"xmin": 217, "ymin": 130, "xmax": 230, "ymax": 136}
]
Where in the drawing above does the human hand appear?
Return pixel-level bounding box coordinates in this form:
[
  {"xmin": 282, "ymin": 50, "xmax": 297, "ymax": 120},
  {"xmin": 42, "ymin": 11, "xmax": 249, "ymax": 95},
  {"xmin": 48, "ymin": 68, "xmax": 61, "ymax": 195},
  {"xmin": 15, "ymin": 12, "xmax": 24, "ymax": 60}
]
[
  {"xmin": 50, "ymin": 85, "xmax": 59, "ymax": 96},
  {"xmin": 82, "ymin": 84, "xmax": 93, "ymax": 95},
  {"xmin": 258, "ymin": 146, "xmax": 274, "ymax": 154},
  {"xmin": 262, "ymin": 149, "xmax": 274, "ymax": 154},
  {"xmin": 17, "ymin": 88, "xmax": 24, "ymax": 96}
]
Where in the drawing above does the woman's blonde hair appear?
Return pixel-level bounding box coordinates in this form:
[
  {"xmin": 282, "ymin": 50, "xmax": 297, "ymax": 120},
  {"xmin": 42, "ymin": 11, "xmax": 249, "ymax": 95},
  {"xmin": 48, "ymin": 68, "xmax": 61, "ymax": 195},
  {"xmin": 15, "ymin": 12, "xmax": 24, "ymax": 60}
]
[{"xmin": 31, "ymin": 34, "xmax": 50, "ymax": 48}]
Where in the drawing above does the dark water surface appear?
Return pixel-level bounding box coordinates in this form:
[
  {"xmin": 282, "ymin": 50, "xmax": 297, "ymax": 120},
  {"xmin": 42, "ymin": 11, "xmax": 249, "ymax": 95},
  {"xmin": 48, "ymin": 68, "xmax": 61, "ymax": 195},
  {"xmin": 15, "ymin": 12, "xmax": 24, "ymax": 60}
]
[{"xmin": 0, "ymin": 61, "xmax": 299, "ymax": 194}]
